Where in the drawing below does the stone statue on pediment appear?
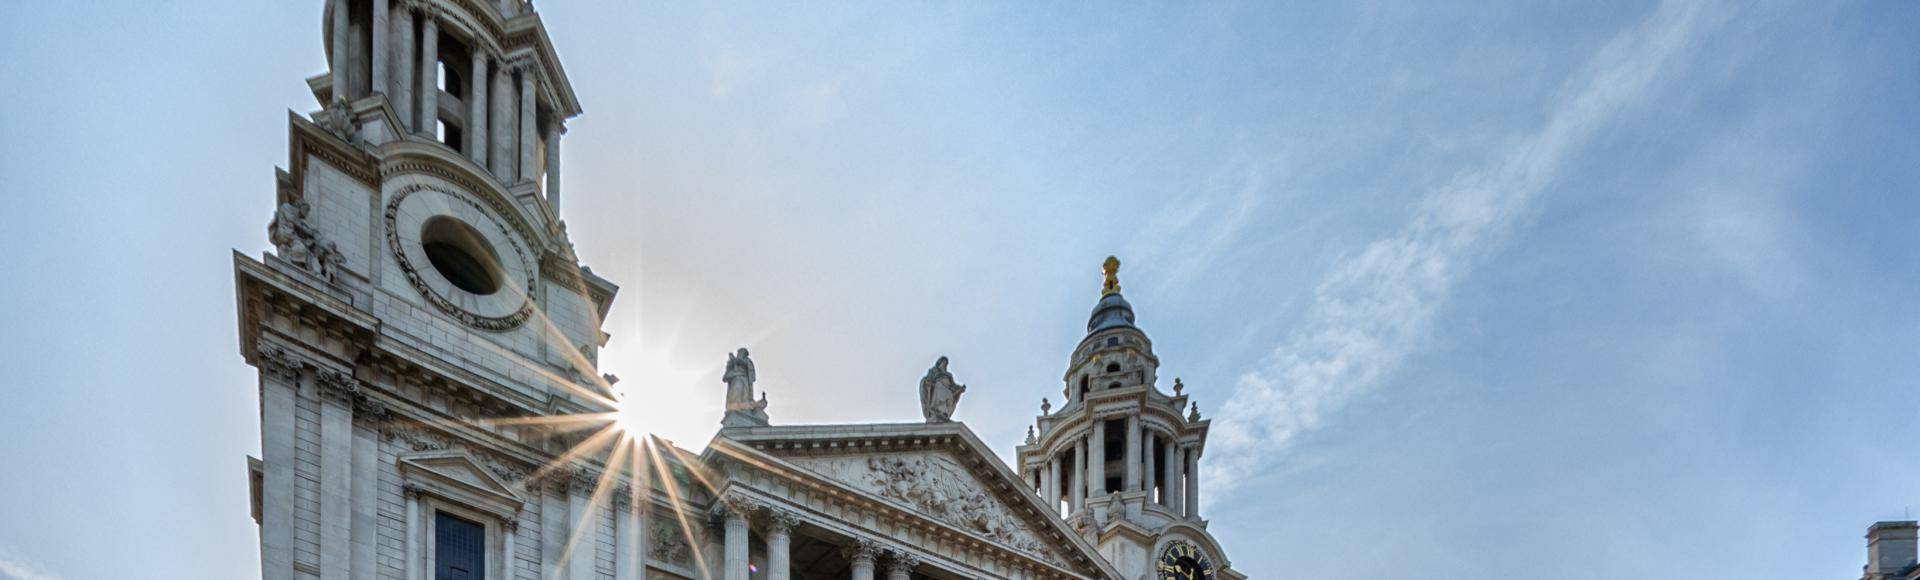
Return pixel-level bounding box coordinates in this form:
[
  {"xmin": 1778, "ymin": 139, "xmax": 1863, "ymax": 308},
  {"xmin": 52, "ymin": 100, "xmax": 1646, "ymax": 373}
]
[
  {"xmin": 723, "ymin": 348, "xmax": 756, "ymax": 410},
  {"xmin": 919, "ymin": 356, "xmax": 967, "ymax": 423}
]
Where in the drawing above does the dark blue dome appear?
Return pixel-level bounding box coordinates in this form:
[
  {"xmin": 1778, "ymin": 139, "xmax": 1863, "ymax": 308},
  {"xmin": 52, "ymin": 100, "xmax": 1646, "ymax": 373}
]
[{"xmin": 1086, "ymin": 292, "xmax": 1137, "ymax": 333}]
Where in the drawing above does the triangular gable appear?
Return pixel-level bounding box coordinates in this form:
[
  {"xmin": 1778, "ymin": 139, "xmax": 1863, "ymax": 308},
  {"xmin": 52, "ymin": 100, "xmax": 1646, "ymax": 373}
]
[
  {"xmin": 397, "ymin": 450, "xmax": 525, "ymax": 519},
  {"xmin": 716, "ymin": 422, "xmax": 1122, "ymax": 580}
]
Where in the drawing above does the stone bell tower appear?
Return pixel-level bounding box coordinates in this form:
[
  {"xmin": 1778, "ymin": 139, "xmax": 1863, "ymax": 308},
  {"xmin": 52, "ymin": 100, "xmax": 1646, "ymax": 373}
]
[
  {"xmin": 235, "ymin": 2, "xmax": 648, "ymax": 580},
  {"xmin": 1015, "ymin": 257, "xmax": 1244, "ymax": 580}
]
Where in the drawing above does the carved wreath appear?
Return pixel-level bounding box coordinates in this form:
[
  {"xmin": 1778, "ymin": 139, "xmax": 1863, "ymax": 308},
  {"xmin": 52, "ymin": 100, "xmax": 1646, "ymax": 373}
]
[{"xmin": 384, "ymin": 184, "xmax": 536, "ymax": 331}]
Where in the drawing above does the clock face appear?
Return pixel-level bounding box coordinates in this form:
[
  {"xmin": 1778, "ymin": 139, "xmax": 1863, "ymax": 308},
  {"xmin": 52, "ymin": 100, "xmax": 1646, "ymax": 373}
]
[{"xmin": 1157, "ymin": 541, "xmax": 1215, "ymax": 580}]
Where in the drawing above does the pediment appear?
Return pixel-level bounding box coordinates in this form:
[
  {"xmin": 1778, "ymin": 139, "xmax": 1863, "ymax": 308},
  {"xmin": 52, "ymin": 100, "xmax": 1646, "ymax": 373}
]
[
  {"xmin": 719, "ymin": 423, "xmax": 1122, "ymax": 579},
  {"xmin": 397, "ymin": 450, "xmax": 525, "ymax": 519}
]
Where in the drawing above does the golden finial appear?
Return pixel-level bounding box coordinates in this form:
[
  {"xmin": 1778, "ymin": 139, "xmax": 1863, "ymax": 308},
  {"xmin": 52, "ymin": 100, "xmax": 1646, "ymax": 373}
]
[{"xmin": 1101, "ymin": 256, "xmax": 1122, "ymax": 296}]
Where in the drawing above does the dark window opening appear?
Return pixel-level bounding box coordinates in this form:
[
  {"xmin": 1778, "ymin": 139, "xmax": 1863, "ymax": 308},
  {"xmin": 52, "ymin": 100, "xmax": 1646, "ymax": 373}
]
[
  {"xmin": 421, "ymin": 217, "xmax": 502, "ymax": 295},
  {"xmin": 434, "ymin": 512, "xmax": 486, "ymax": 580},
  {"xmin": 1107, "ymin": 337, "xmax": 1119, "ymax": 347},
  {"xmin": 1079, "ymin": 376, "xmax": 1089, "ymax": 395},
  {"xmin": 1105, "ymin": 363, "xmax": 1120, "ymax": 373}
]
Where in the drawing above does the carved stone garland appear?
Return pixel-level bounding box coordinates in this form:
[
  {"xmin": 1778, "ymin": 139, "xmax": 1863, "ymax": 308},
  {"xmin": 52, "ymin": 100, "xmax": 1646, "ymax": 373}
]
[{"xmin": 383, "ymin": 183, "xmax": 536, "ymax": 331}]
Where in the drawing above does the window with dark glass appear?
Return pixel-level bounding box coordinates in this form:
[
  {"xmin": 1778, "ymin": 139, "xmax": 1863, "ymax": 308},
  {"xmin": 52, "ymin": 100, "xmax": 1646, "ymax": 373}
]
[{"xmin": 435, "ymin": 512, "xmax": 486, "ymax": 580}]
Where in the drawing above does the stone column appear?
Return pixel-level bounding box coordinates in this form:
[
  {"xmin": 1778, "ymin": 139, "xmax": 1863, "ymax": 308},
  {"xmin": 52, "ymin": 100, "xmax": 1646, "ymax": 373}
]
[
  {"xmin": 489, "ymin": 63, "xmax": 516, "ymax": 179},
  {"xmin": 1143, "ymin": 432, "xmax": 1156, "ymax": 502},
  {"xmin": 541, "ymin": 481, "xmax": 568, "ymax": 578},
  {"xmin": 330, "ymin": 0, "xmax": 349, "ymax": 98},
  {"xmin": 415, "ymin": 7, "xmax": 439, "ymax": 137},
  {"xmin": 350, "ymin": 401, "xmax": 381, "ymax": 580},
  {"xmin": 1070, "ymin": 437, "xmax": 1086, "ymax": 513},
  {"xmin": 518, "ymin": 70, "xmax": 538, "ymax": 182},
  {"xmin": 371, "ymin": 0, "xmax": 389, "ymax": 95},
  {"xmin": 257, "ymin": 350, "xmax": 301, "ymax": 580},
  {"xmin": 568, "ymin": 484, "xmax": 594, "ymax": 580},
  {"xmin": 844, "ymin": 540, "xmax": 877, "ymax": 580},
  {"xmin": 1124, "ymin": 415, "xmax": 1141, "ymax": 491},
  {"xmin": 391, "ymin": 3, "xmax": 414, "ymax": 133},
  {"xmin": 1165, "ymin": 441, "xmax": 1183, "ymax": 515},
  {"xmin": 884, "ymin": 550, "xmax": 920, "ymax": 580},
  {"xmin": 403, "ymin": 485, "xmax": 423, "ymax": 580},
  {"xmin": 766, "ymin": 510, "xmax": 797, "ymax": 580},
  {"xmin": 722, "ymin": 505, "xmax": 749, "ymax": 580},
  {"xmin": 317, "ymin": 372, "xmax": 355, "ymax": 580},
  {"xmin": 1184, "ymin": 446, "xmax": 1200, "ymax": 519},
  {"xmin": 544, "ymin": 121, "xmax": 563, "ymax": 214},
  {"xmin": 1087, "ymin": 419, "xmax": 1106, "ymax": 497},
  {"xmin": 616, "ymin": 486, "xmax": 644, "ymax": 580},
  {"xmin": 502, "ymin": 518, "xmax": 518, "ymax": 577},
  {"xmin": 467, "ymin": 53, "xmax": 489, "ymax": 166},
  {"xmin": 1045, "ymin": 454, "xmax": 1061, "ymax": 513}
]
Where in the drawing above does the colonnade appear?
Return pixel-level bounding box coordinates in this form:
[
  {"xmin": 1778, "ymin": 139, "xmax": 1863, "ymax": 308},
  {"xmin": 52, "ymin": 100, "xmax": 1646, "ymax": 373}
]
[
  {"xmin": 1032, "ymin": 418, "xmax": 1202, "ymax": 520},
  {"xmin": 716, "ymin": 504, "xmax": 931, "ymax": 580},
  {"xmin": 327, "ymin": 0, "xmax": 564, "ymax": 207}
]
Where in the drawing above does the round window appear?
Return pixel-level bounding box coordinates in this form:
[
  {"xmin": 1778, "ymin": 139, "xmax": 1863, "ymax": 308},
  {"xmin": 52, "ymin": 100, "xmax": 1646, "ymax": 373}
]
[{"xmin": 420, "ymin": 216, "xmax": 502, "ymax": 295}]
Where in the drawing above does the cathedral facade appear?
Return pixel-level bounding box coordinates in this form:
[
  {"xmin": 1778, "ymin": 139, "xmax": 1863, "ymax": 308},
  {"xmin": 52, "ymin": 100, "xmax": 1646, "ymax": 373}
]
[{"xmin": 235, "ymin": 2, "xmax": 1245, "ymax": 579}]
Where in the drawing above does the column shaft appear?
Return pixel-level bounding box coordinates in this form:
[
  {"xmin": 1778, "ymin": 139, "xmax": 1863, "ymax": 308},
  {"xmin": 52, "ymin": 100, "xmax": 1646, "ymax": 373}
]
[
  {"xmin": 545, "ymin": 123, "xmax": 562, "ymax": 214},
  {"xmin": 468, "ymin": 54, "xmax": 490, "ymax": 165},
  {"xmin": 767, "ymin": 522, "xmax": 791, "ymax": 580},
  {"xmin": 503, "ymin": 521, "xmax": 517, "ymax": 578},
  {"xmin": 318, "ymin": 396, "xmax": 353, "ymax": 580},
  {"xmin": 1143, "ymin": 432, "xmax": 1157, "ymax": 502},
  {"xmin": 1045, "ymin": 455, "xmax": 1061, "ymax": 513},
  {"xmin": 849, "ymin": 553, "xmax": 875, "ymax": 580},
  {"xmin": 1185, "ymin": 447, "xmax": 1200, "ymax": 518},
  {"xmin": 259, "ymin": 370, "xmax": 299, "ymax": 580},
  {"xmin": 330, "ymin": 0, "xmax": 349, "ymax": 99},
  {"xmin": 1159, "ymin": 439, "xmax": 1175, "ymax": 510},
  {"xmin": 568, "ymin": 491, "xmax": 593, "ymax": 580},
  {"xmin": 415, "ymin": 12, "xmax": 438, "ymax": 137},
  {"xmin": 1124, "ymin": 415, "xmax": 1141, "ymax": 491},
  {"xmin": 1087, "ymin": 419, "xmax": 1105, "ymax": 497},
  {"xmin": 350, "ymin": 418, "xmax": 378, "ymax": 580},
  {"xmin": 404, "ymin": 489, "xmax": 422, "ymax": 580},
  {"xmin": 722, "ymin": 510, "xmax": 749, "ymax": 580},
  {"xmin": 391, "ymin": 4, "xmax": 414, "ymax": 132},
  {"xmin": 1070, "ymin": 438, "xmax": 1086, "ymax": 512},
  {"xmin": 489, "ymin": 65, "xmax": 515, "ymax": 179},
  {"xmin": 371, "ymin": 0, "xmax": 389, "ymax": 95},
  {"xmin": 518, "ymin": 71, "xmax": 538, "ymax": 181}
]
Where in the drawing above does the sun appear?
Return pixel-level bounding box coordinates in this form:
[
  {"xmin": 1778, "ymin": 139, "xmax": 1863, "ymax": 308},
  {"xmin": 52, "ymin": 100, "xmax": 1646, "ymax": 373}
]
[{"xmin": 607, "ymin": 346, "xmax": 703, "ymax": 438}]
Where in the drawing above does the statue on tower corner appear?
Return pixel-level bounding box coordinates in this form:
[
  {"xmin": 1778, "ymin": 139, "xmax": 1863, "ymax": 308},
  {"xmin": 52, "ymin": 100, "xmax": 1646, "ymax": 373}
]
[
  {"xmin": 919, "ymin": 356, "xmax": 967, "ymax": 423},
  {"xmin": 269, "ymin": 199, "xmax": 318, "ymax": 272},
  {"xmin": 721, "ymin": 348, "xmax": 768, "ymax": 427}
]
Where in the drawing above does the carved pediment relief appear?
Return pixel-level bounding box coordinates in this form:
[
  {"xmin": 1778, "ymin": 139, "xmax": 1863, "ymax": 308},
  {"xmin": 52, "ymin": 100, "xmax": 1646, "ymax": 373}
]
[
  {"xmin": 397, "ymin": 450, "xmax": 525, "ymax": 520},
  {"xmin": 786, "ymin": 450, "xmax": 1056, "ymax": 560}
]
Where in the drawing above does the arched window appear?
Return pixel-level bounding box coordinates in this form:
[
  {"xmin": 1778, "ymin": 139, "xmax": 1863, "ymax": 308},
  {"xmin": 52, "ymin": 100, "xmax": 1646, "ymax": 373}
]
[{"xmin": 1105, "ymin": 363, "xmax": 1120, "ymax": 373}]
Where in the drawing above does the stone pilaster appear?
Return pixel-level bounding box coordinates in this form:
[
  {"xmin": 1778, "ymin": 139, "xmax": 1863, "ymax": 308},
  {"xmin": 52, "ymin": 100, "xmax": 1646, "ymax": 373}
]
[
  {"xmin": 316, "ymin": 369, "xmax": 357, "ymax": 580},
  {"xmin": 567, "ymin": 477, "xmax": 594, "ymax": 580},
  {"xmin": 257, "ymin": 346, "xmax": 301, "ymax": 580},
  {"xmin": 349, "ymin": 395, "xmax": 384, "ymax": 580},
  {"xmin": 541, "ymin": 478, "xmax": 568, "ymax": 578}
]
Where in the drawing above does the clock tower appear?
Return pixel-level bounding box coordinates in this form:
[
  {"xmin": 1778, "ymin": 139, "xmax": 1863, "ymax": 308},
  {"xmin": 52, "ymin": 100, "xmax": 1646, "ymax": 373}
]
[{"xmin": 1016, "ymin": 257, "xmax": 1246, "ymax": 580}]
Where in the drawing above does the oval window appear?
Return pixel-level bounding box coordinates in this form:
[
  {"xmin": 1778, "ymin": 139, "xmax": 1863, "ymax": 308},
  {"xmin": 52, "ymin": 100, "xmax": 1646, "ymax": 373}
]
[{"xmin": 421, "ymin": 216, "xmax": 503, "ymax": 295}]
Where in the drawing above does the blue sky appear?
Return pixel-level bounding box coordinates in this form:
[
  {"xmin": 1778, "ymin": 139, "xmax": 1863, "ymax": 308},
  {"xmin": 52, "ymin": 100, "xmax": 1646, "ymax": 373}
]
[{"xmin": 1, "ymin": 1, "xmax": 1917, "ymax": 578}]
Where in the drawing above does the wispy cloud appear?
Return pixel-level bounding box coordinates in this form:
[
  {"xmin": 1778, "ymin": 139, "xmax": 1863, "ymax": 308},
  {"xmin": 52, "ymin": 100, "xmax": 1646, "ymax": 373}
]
[
  {"xmin": 0, "ymin": 546, "xmax": 57, "ymax": 580},
  {"xmin": 1206, "ymin": 0, "xmax": 1731, "ymax": 494}
]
